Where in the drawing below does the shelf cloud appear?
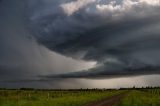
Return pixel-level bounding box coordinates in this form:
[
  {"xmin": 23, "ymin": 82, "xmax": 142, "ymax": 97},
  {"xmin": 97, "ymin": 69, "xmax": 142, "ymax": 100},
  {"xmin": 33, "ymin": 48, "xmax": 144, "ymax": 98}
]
[
  {"xmin": 1, "ymin": 0, "xmax": 160, "ymax": 89},
  {"xmin": 27, "ymin": 0, "xmax": 160, "ymax": 78}
]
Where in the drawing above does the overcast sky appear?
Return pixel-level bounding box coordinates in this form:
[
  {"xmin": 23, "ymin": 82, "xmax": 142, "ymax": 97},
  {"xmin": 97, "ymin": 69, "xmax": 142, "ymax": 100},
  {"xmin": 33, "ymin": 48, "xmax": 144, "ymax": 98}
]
[{"xmin": 0, "ymin": 0, "xmax": 160, "ymax": 88}]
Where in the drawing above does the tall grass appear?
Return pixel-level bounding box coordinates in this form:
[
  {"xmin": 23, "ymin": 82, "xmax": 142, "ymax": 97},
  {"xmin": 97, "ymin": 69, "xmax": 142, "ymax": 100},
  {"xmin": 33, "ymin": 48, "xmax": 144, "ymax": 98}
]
[
  {"xmin": 117, "ymin": 90, "xmax": 160, "ymax": 106},
  {"xmin": 0, "ymin": 89, "xmax": 124, "ymax": 106}
]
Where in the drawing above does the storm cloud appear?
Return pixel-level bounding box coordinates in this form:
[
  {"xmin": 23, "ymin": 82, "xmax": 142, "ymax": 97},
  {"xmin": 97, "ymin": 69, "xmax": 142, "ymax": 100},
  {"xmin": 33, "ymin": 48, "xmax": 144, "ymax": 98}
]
[
  {"xmin": 0, "ymin": 0, "xmax": 95, "ymax": 85},
  {"xmin": 27, "ymin": 0, "xmax": 160, "ymax": 78},
  {"xmin": 1, "ymin": 0, "xmax": 160, "ymax": 88}
]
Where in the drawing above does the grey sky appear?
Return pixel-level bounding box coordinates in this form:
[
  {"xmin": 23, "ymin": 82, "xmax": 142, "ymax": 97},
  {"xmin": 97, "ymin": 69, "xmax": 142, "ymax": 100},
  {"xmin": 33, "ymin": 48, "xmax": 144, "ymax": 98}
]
[
  {"xmin": 27, "ymin": 0, "xmax": 160, "ymax": 78},
  {"xmin": 0, "ymin": 0, "xmax": 160, "ymax": 88},
  {"xmin": 0, "ymin": 0, "xmax": 95, "ymax": 88}
]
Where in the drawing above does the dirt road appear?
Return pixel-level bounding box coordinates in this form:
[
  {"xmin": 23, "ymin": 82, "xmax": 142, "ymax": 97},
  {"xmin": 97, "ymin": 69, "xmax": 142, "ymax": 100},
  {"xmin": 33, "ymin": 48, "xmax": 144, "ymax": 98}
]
[{"xmin": 84, "ymin": 92, "xmax": 127, "ymax": 106}]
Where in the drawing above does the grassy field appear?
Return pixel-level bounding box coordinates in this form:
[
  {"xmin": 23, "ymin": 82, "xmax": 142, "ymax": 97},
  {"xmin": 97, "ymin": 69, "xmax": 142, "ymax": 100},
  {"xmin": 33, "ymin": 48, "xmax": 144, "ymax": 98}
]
[
  {"xmin": 1, "ymin": 88, "xmax": 160, "ymax": 106},
  {"xmin": 117, "ymin": 89, "xmax": 160, "ymax": 106},
  {"xmin": 0, "ymin": 89, "xmax": 124, "ymax": 106}
]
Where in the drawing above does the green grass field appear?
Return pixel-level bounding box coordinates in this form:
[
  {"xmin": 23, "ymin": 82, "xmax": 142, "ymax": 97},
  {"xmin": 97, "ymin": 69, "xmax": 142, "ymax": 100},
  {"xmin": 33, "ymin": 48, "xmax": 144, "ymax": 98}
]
[
  {"xmin": 117, "ymin": 89, "xmax": 160, "ymax": 106},
  {"xmin": 1, "ymin": 88, "xmax": 160, "ymax": 106},
  {"xmin": 0, "ymin": 89, "xmax": 124, "ymax": 106}
]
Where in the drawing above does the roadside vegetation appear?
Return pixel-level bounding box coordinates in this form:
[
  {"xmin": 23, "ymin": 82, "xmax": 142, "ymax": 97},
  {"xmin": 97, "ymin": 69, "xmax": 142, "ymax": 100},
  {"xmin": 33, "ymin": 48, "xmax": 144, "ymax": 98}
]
[
  {"xmin": 117, "ymin": 88, "xmax": 160, "ymax": 106},
  {"xmin": 0, "ymin": 89, "xmax": 124, "ymax": 106},
  {"xmin": 1, "ymin": 87, "xmax": 160, "ymax": 106}
]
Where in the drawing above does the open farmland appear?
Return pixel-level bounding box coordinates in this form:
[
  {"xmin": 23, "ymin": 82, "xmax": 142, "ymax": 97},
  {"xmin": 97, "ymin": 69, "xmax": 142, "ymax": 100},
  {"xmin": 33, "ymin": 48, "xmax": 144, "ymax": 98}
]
[
  {"xmin": 117, "ymin": 88, "xmax": 160, "ymax": 106},
  {"xmin": 1, "ymin": 88, "xmax": 160, "ymax": 106},
  {"xmin": 0, "ymin": 89, "xmax": 124, "ymax": 106}
]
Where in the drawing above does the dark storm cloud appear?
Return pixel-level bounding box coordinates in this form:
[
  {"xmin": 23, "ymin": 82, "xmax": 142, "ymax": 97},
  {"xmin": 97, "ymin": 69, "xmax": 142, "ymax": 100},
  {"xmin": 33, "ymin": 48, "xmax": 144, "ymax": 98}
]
[
  {"xmin": 43, "ymin": 65, "xmax": 160, "ymax": 79},
  {"xmin": 1, "ymin": 0, "xmax": 160, "ymax": 89},
  {"xmin": 0, "ymin": 0, "xmax": 97, "ymax": 88},
  {"xmin": 27, "ymin": 0, "xmax": 160, "ymax": 78}
]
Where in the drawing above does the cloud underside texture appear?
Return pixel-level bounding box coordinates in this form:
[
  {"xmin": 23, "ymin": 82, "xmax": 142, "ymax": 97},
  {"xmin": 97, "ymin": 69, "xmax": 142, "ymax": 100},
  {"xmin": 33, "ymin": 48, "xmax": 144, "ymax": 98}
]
[{"xmin": 29, "ymin": 0, "xmax": 160, "ymax": 78}]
